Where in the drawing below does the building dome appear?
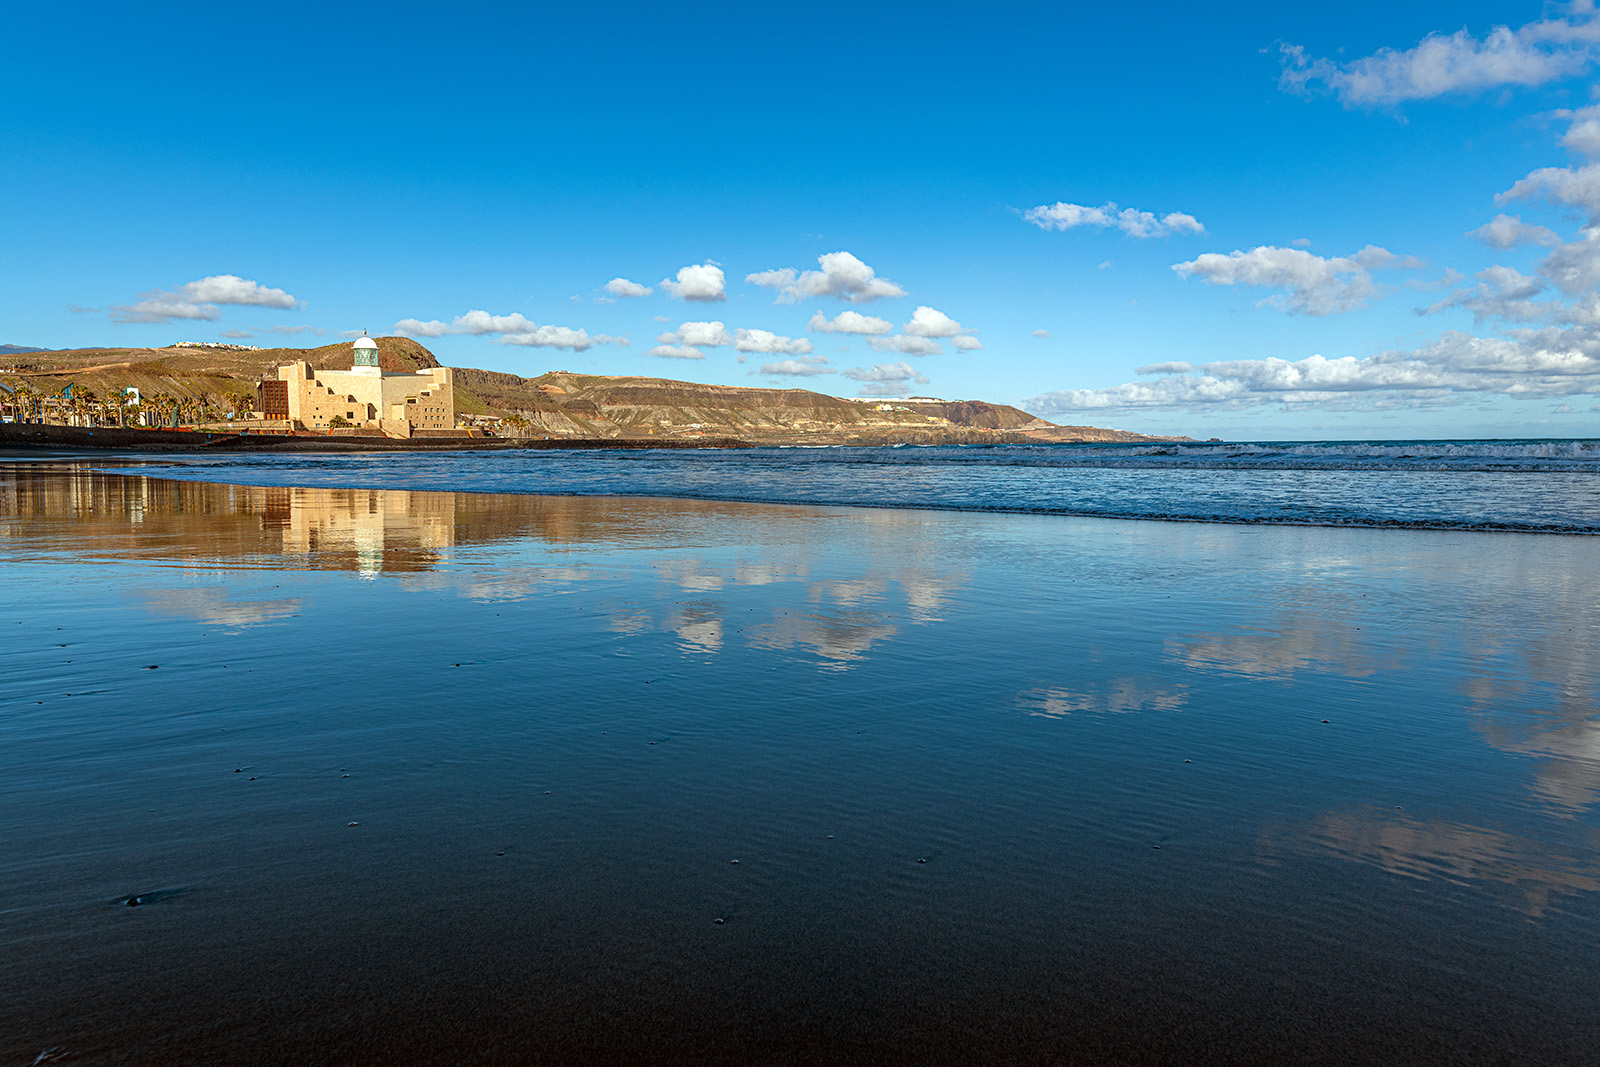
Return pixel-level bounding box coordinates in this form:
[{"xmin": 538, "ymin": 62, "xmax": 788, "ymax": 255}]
[{"xmin": 352, "ymin": 334, "xmax": 380, "ymax": 370}]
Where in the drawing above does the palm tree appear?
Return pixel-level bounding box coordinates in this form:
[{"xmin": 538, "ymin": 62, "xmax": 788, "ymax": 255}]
[
  {"xmin": 147, "ymin": 393, "xmax": 176, "ymax": 428},
  {"xmin": 73, "ymin": 386, "xmax": 99, "ymax": 427},
  {"xmin": 12, "ymin": 383, "xmax": 36, "ymax": 423}
]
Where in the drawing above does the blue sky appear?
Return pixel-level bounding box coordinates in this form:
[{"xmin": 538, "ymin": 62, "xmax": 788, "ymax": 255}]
[{"xmin": 6, "ymin": 1, "xmax": 1600, "ymax": 438}]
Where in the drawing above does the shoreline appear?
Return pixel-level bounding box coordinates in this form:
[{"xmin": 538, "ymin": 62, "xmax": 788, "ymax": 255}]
[
  {"xmin": 0, "ymin": 423, "xmax": 751, "ymax": 452},
  {"xmin": 2, "ymin": 458, "xmax": 1588, "ymax": 536}
]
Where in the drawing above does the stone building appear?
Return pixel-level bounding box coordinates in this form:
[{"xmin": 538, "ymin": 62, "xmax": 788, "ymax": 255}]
[{"xmin": 257, "ymin": 335, "xmax": 455, "ymax": 436}]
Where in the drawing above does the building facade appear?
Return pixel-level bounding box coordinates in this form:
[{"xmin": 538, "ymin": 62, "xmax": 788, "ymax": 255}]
[{"xmin": 258, "ymin": 337, "xmax": 456, "ymax": 436}]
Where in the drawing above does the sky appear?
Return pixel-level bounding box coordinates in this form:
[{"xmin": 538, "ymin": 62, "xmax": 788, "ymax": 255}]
[{"xmin": 6, "ymin": 1, "xmax": 1600, "ymax": 439}]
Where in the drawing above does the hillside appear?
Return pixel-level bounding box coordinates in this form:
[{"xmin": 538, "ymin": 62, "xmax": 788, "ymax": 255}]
[{"xmin": 1, "ymin": 338, "xmax": 1183, "ymax": 444}]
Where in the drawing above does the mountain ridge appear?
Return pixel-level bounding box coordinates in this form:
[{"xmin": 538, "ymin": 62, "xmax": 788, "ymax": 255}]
[{"xmin": 1, "ymin": 338, "xmax": 1185, "ymax": 444}]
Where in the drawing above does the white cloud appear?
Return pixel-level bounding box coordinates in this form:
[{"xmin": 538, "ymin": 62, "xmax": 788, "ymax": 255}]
[
  {"xmin": 808, "ymin": 309, "xmax": 894, "ymax": 334},
  {"xmin": 1172, "ymin": 244, "xmax": 1422, "ymax": 316},
  {"xmin": 734, "ymin": 328, "xmax": 812, "ymax": 355},
  {"xmin": 604, "ymin": 277, "xmax": 653, "ymax": 298},
  {"xmin": 110, "ymin": 274, "xmax": 299, "ymax": 324},
  {"xmin": 392, "ymin": 310, "xmax": 614, "ymax": 351},
  {"xmin": 112, "ymin": 299, "xmax": 219, "ymax": 324},
  {"xmin": 393, "ymin": 318, "xmax": 450, "ymax": 338},
  {"xmin": 756, "ymin": 356, "xmax": 836, "ymax": 377},
  {"xmin": 889, "ymin": 306, "xmax": 979, "ymax": 350},
  {"xmin": 842, "ymin": 361, "xmax": 929, "ymax": 385},
  {"xmin": 658, "ymin": 321, "xmax": 732, "ymax": 347},
  {"xmin": 867, "ymin": 335, "xmax": 943, "ymax": 356},
  {"xmin": 648, "ymin": 344, "xmax": 705, "ymax": 359},
  {"xmin": 454, "ymin": 310, "xmax": 540, "ymax": 335},
  {"xmin": 1292, "ymin": 238, "xmax": 1313, "ymax": 248},
  {"xmin": 1036, "ymin": 102, "xmax": 1600, "ymax": 419},
  {"xmin": 1026, "ymin": 332, "xmax": 1600, "ymax": 415},
  {"xmin": 1023, "ymin": 201, "xmax": 1205, "ymax": 238},
  {"xmin": 1032, "ymin": 329, "xmax": 1051, "ymax": 339},
  {"xmin": 746, "ymin": 251, "xmax": 907, "ymax": 304},
  {"xmin": 1499, "ymin": 161, "xmax": 1600, "ymax": 226},
  {"xmin": 218, "ymin": 329, "xmax": 254, "ymax": 339},
  {"xmin": 1278, "ymin": 6, "xmax": 1600, "ymax": 107},
  {"xmin": 1457, "ymin": 110, "xmax": 1600, "ymax": 307},
  {"xmin": 1469, "ymin": 213, "xmax": 1561, "ymax": 249},
  {"xmin": 267, "ymin": 324, "xmax": 323, "ymax": 335},
  {"xmin": 1423, "ymin": 266, "xmax": 1548, "ymax": 324},
  {"xmin": 181, "ymin": 275, "xmax": 298, "ymax": 308},
  {"xmin": 1538, "ymin": 232, "xmax": 1600, "ymax": 295},
  {"xmin": 1561, "ymin": 102, "xmax": 1600, "ymax": 156},
  {"xmin": 501, "ymin": 325, "xmax": 610, "ymax": 350},
  {"xmin": 903, "ymin": 306, "xmax": 967, "ymax": 337},
  {"xmin": 745, "ymin": 267, "xmax": 796, "ymax": 291},
  {"xmin": 1097, "ymin": 260, "xmax": 1113, "ymax": 270},
  {"xmin": 660, "ymin": 262, "xmax": 726, "ymax": 302}
]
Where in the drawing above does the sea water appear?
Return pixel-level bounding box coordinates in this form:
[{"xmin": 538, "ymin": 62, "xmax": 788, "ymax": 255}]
[{"xmin": 93, "ymin": 438, "xmax": 1600, "ymax": 532}]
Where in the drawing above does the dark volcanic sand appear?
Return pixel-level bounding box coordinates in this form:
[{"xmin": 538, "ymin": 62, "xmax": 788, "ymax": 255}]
[{"xmin": 2, "ymin": 466, "xmax": 1598, "ymax": 1066}]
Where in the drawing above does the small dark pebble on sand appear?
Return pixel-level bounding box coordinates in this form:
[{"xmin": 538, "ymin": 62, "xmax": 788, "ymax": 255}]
[
  {"xmin": 1322, "ymin": 719, "xmax": 1331, "ymax": 723},
  {"xmin": 348, "ymin": 822, "xmax": 358, "ymax": 827},
  {"xmin": 125, "ymin": 896, "xmax": 142, "ymax": 907},
  {"xmin": 713, "ymin": 918, "xmax": 724, "ymax": 924},
  {"xmin": 918, "ymin": 858, "xmax": 926, "ymax": 863}
]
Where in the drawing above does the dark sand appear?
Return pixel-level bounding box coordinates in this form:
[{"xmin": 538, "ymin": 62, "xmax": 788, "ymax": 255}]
[{"xmin": 3, "ymin": 466, "xmax": 1598, "ymax": 1065}]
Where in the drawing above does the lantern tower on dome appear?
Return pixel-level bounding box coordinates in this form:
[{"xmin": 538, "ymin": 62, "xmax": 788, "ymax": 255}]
[{"xmin": 352, "ymin": 333, "xmax": 380, "ymax": 373}]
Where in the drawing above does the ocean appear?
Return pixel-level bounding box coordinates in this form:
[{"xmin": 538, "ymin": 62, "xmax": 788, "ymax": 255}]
[
  {"xmin": 107, "ymin": 438, "xmax": 1600, "ymax": 532},
  {"xmin": 2, "ymin": 447, "xmax": 1598, "ymax": 1065}
]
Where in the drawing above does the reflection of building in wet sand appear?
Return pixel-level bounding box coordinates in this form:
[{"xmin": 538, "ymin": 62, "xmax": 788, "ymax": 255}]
[
  {"xmin": 261, "ymin": 486, "xmax": 456, "ymax": 574},
  {"xmin": 3, "ymin": 466, "xmax": 745, "ymax": 575},
  {"xmin": 3, "ymin": 466, "xmax": 976, "ymax": 669}
]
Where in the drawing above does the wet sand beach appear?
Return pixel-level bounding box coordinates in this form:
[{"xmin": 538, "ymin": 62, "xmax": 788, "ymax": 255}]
[{"xmin": 3, "ymin": 464, "xmax": 1599, "ymax": 1065}]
